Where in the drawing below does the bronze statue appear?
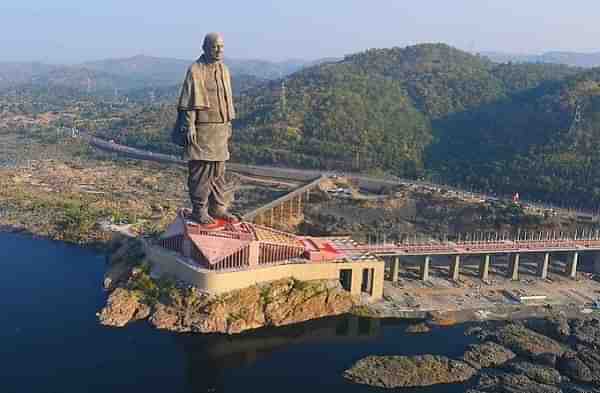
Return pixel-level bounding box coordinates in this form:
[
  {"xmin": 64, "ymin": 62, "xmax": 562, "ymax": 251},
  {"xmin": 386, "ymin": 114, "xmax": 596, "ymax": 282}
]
[{"xmin": 175, "ymin": 32, "xmax": 236, "ymax": 224}]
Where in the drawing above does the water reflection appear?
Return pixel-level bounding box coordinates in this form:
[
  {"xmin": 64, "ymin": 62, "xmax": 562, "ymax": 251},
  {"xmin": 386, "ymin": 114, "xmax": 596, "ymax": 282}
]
[{"xmin": 175, "ymin": 316, "xmax": 381, "ymax": 392}]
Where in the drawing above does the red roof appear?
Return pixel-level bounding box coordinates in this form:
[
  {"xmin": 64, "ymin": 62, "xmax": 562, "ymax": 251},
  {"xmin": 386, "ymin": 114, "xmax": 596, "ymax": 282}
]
[{"xmin": 188, "ymin": 234, "xmax": 251, "ymax": 265}]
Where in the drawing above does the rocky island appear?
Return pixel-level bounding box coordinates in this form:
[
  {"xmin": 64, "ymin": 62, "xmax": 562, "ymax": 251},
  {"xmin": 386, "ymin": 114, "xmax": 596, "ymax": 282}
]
[{"xmin": 98, "ymin": 237, "xmax": 357, "ymax": 334}]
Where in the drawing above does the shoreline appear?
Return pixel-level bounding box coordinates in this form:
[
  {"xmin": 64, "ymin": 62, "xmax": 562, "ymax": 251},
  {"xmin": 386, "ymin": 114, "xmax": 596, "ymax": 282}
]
[{"xmin": 0, "ymin": 223, "xmax": 111, "ymax": 252}]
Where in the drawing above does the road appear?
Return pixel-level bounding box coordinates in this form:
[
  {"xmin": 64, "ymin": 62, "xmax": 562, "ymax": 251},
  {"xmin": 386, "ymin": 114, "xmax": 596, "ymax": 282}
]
[{"xmin": 80, "ymin": 132, "xmax": 599, "ymax": 222}]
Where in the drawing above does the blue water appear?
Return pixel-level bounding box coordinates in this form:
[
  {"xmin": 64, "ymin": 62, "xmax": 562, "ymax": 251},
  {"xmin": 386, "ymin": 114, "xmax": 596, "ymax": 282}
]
[{"xmin": 0, "ymin": 233, "xmax": 476, "ymax": 393}]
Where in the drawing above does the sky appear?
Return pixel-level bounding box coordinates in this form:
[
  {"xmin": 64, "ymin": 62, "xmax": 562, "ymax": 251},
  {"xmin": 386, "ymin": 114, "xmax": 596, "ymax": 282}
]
[{"xmin": 2, "ymin": 0, "xmax": 600, "ymax": 64}]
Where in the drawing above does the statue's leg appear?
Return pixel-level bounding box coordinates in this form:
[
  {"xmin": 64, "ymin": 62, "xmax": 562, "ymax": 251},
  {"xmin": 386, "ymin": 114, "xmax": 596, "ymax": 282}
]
[
  {"xmin": 188, "ymin": 160, "xmax": 215, "ymax": 224},
  {"xmin": 209, "ymin": 162, "xmax": 237, "ymax": 221}
]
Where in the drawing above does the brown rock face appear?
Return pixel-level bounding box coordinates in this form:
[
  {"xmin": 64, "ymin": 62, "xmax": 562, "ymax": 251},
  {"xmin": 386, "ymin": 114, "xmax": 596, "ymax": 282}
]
[
  {"xmin": 98, "ymin": 288, "xmax": 150, "ymax": 327},
  {"xmin": 344, "ymin": 355, "xmax": 477, "ymax": 388},
  {"xmin": 264, "ymin": 280, "xmax": 353, "ymax": 327},
  {"xmin": 112, "ymin": 278, "xmax": 355, "ymax": 335}
]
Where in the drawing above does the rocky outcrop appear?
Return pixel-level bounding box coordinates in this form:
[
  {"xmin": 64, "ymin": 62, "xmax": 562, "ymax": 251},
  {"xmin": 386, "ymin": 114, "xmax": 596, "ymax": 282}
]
[
  {"xmin": 491, "ymin": 324, "xmax": 566, "ymax": 359},
  {"xmin": 344, "ymin": 355, "xmax": 477, "ymax": 388},
  {"xmin": 405, "ymin": 322, "xmax": 431, "ymax": 334},
  {"xmin": 462, "ymin": 341, "xmax": 516, "ymax": 369},
  {"xmin": 103, "ymin": 237, "xmax": 145, "ymax": 291},
  {"xmin": 571, "ymin": 318, "xmax": 600, "ymax": 348},
  {"xmin": 98, "ymin": 288, "xmax": 150, "ymax": 327},
  {"xmin": 526, "ymin": 315, "xmax": 571, "ymax": 342},
  {"xmin": 560, "ymin": 383, "xmax": 600, "ymax": 393},
  {"xmin": 475, "ymin": 372, "xmax": 561, "ymax": 393},
  {"xmin": 505, "ymin": 361, "xmax": 562, "ymax": 386},
  {"xmin": 557, "ymin": 348, "xmax": 600, "ymax": 385},
  {"xmin": 343, "ymin": 318, "xmax": 600, "ymax": 391},
  {"xmin": 100, "ymin": 278, "xmax": 354, "ymax": 335}
]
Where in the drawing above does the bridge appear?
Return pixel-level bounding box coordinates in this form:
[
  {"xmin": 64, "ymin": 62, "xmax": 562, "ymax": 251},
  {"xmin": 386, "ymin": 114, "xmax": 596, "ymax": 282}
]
[
  {"xmin": 242, "ymin": 176, "xmax": 324, "ymax": 227},
  {"xmin": 349, "ymin": 235, "xmax": 600, "ymax": 283}
]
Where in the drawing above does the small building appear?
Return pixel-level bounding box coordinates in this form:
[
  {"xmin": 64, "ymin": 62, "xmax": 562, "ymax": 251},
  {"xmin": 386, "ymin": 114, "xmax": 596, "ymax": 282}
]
[{"xmin": 148, "ymin": 211, "xmax": 384, "ymax": 299}]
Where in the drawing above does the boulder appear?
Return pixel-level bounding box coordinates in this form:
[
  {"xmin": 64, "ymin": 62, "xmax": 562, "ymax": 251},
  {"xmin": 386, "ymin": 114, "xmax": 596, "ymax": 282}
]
[
  {"xmin": 462, "ymin": 341, "xmax": 516, "ymax": 369},
  {"xmin": 558, "ymin": 349, "xmax": 600, "ymax": 385},
  {"xmin": 492, "ymin": 324, "xmax": 566, "ymax": 359},
  {"xmin": 557, "ymin": 352, "xmax": 594, "ymax": 384},
  {"xmin": 344, "ymin": 355, "xmax": 477, "ymax": 388},
  {"xmin": 505, "ymin": 361, "xmax": 562, "ymax": 386},
  {"xmin": 98, "ymin": 288, "xmax": 150, "ymax": 327},
  {"xmin": 532, "ymin": 353, "xmax": 559, "ymax": 368},
  {"xmin": 405, "ymin": 322, "xmax": 431, "ymax": 334},
  {"xmin": 476, "ymin": 371, "xmax": 561, "ymax": 393},
  {"xmin": 571, "ymin": 318, "xmax": 600, "ymax": 348},
  {"xmin": 526, "ymin": 315, "xmax": 571, "ymax": 342},
  {"xmin": 560, "ymin": 383, "xmax": 600, "ymax": 393}
]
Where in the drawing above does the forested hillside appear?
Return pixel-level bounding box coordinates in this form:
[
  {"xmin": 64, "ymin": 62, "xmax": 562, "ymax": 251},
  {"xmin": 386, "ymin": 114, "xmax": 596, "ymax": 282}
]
[{"xmin": 235, "ymin": 43, "xmax": 600, "ymax": 208}]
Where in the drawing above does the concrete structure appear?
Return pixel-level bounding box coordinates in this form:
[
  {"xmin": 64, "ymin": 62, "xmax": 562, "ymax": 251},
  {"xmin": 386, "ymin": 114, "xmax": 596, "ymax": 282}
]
[
  {"xmin": 538, "ymin": 253, "xmax": 550, "ymax": 280},
  {"xmin": 151, "ymin": 210, "xmax": 384, "ymax": 299},
  {"xmin": 362, "ymin": 236, "xmax": 600, "ymax": 284},
  {"xmin": 153, "ymin": 211, "xmax": 599, "ymax": 302},
  {"xmin": 567, "ymin": 252, "xmax": 579, "ymax": 279},
  {"xmin": 479, "ymin": 255, "xmax": 491, "ymax": 281},
  {"xmin": 420, "ymin": 256, "xmax": 431, "ymax": 281},
  {"xmin": 450, "ymin": 255, "xmax": 461, "ymax": 281},
  {"xmin": 509, "ymin": 253, "xmax": 520, "ymax": 281},
  {"xmin": 242, "ymin": 176, "xmax": 324, "ymax": 227}
]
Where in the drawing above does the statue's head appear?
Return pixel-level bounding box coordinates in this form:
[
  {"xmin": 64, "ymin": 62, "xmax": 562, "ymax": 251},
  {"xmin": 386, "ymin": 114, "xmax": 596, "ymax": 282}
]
[{"xmin": 203, "ymin": 33, "xmax": 225, "ymax": 63}]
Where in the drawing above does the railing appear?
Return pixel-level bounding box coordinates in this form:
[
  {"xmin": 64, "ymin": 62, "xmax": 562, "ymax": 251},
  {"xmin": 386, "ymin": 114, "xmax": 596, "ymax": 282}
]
[{"xmin": 347, "ymin": 238, "xmax": 600, "ymax": 256}]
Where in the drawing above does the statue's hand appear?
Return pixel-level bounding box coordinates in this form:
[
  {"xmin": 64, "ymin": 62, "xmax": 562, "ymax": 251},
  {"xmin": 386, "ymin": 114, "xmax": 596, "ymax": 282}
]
[{"xmin": 186, "ymin": 127, "xmax": 197, "ymax": 145}]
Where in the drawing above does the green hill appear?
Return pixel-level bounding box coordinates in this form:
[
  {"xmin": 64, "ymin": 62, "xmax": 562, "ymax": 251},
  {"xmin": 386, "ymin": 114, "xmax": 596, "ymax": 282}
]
[
  {"xmin": 234, "ymin": 43, "xmax": 600, "ymax": 208},
  {"xmin": 234, "ymin": 44, "xmax": 580, "ymax": 182}
]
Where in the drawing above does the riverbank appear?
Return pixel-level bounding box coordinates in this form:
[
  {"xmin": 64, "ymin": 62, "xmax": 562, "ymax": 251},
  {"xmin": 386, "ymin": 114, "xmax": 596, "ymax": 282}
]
[{"xmin": 0, "ymin": 140, "xmax": 287, "ymax": 247}]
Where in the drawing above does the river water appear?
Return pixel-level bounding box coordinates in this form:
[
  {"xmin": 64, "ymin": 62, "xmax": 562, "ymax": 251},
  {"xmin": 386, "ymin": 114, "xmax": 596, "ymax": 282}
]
[{"xmin": 0, "ymin": 233, "xmax": 477, "ymax": 393}]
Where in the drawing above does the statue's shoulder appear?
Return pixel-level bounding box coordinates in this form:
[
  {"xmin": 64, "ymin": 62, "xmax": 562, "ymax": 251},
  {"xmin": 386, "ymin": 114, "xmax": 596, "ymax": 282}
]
[{"xmin": 188, "ymin": 59, "xmax": 205, "ymax": 74}]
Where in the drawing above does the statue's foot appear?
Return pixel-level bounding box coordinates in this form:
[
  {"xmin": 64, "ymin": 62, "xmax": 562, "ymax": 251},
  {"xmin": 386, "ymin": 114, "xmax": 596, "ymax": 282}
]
[
  {"xmin": 210, "ymin": 206, "xmax": 239, "ymax": 222},
  {"xmin": 190, "ymin": 209, "xmax": 215, "ymax": 225}
]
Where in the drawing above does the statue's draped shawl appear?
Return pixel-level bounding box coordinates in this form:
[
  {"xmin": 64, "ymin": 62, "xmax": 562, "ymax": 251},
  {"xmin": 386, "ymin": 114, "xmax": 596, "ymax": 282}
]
[{"xmin": 177, "ymin": 55, "xmax": 235, "ymax": 121}]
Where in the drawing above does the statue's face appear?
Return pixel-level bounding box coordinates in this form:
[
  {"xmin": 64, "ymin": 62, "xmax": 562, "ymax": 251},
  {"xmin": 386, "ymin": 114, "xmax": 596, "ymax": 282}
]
[{"xmin": 205, "ymin": 38, "xmax": 225, "ymax": 62}]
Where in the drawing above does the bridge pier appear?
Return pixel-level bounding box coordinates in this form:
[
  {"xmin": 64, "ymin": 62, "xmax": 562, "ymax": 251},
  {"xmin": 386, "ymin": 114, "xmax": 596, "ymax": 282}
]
[
  {"xmin": 594, "ymin": 252, "xmax": 600, "ymax": 274},
  {"xmin": 479, "ymin": 255, "xmax": 491, "ymax": 281},
  {"xmin": 538, "ymin": 253, "xmax": 550, "ymax": 279},
  {"xmin": 420, "ymin": 256, "xmax": 431, "ymax": 281},
  {"xmin": 509, "ymin": 253, "xmax": 520, "ymax": 281},
  {"xmin": 350, "ymin": 268, "xmax": 362, "ymax": 296},
  {"xmin": 450, "ymin": 255, "xmax": 461, "ymax": 281},
  {"xmin": 392, "ymin": 257, "xmax": 400, "ymax": 282},
  {"xmin": 566, "ymin": 252, "xmax": 579, "ymax": 280}
]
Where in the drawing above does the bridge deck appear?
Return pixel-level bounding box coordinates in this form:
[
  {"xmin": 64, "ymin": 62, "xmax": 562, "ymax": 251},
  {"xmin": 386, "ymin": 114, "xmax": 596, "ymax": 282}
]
[{"xmin": 342, "ymin": 240, "xmax": 600, "ymax": 257}]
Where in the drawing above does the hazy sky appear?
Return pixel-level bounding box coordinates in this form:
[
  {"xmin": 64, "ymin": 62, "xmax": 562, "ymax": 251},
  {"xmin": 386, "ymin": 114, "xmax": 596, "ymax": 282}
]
[{"xmin": 2, "ymin": 0, "xmax": 600, "ymax": 63}]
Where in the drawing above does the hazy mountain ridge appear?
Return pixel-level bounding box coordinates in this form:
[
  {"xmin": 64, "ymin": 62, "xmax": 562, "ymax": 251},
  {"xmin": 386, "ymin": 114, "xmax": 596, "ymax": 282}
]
[
  {"xmin": 482, "ymin": 50, "xmax": 600, "ymax": 68},
  {"xmin": 0, "ymin": 55, "xmax": 332, "ymax": 93}
]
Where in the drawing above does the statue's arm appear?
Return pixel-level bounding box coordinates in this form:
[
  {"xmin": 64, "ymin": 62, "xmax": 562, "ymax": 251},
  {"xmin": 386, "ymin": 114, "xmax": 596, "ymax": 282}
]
[{"xmin": 181, "ymin": 110, "xmax": 197, "ymax": 145}]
